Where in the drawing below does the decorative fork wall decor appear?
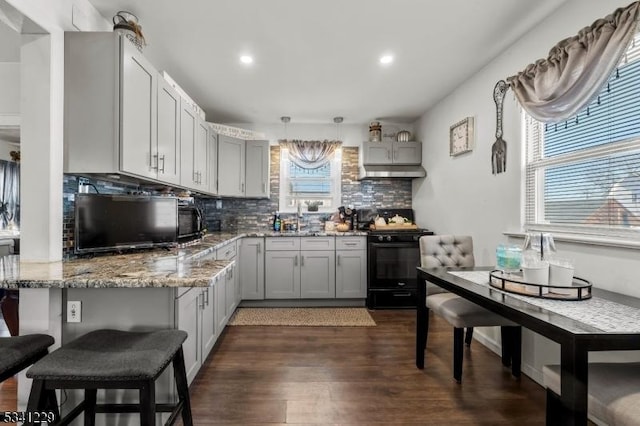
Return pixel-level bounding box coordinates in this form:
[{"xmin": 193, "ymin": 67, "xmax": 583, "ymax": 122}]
[{"xmin": 491, "ymin": 80, "xmax": 508, "ymax": 174}]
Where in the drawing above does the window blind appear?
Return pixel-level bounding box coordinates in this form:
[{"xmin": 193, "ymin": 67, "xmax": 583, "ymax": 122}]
[{"xmin": 525, "ymin": 31, "xmax": 640, "ymax": 237}]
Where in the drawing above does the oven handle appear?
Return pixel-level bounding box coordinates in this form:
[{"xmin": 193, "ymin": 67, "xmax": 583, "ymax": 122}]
[
  {"xmin": 392, "ymin": 293, "xmax": 412, "ymax": 297},
  {"xmin": 368, "ymin": 242, "xmax": 419, "ymax": 249}
]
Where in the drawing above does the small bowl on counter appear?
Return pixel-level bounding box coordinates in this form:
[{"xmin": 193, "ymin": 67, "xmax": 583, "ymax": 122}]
[{"xmin": 336, "ymin": 223, "xmax": 350, "ymax": 232}]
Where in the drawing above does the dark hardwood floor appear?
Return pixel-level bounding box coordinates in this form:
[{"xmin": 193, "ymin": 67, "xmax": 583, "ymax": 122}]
[
  {"xmin": 186, "ymin": 310, "xmax": 547, "ymax": 425},
  {"xmin": 0, "ymin": 310, "xmax": 549, "ymax": 424}
]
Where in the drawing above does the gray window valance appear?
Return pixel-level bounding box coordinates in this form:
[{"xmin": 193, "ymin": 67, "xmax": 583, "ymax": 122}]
[
  {"xmin": 507, "ymin": 1, "xmax": 640, "ymax": 123},
  {"xmin": 278, "ymin": 140, "xmax": 342, "ymax": 169}
]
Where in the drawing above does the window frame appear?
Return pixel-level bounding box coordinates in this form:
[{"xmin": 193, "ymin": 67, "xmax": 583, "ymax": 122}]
[
  {"xmin": 278, "ymin": 147, "xmax": 342, "ymax": 214},
  {"xmin": 523, "ymin": 114, "xmax": 640, "ymax": 242}
]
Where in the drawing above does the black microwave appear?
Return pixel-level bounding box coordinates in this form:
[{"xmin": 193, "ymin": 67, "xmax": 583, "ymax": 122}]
[{"xmin": 178, "ymin": 205, "xmax": 205, "ymax": 242}]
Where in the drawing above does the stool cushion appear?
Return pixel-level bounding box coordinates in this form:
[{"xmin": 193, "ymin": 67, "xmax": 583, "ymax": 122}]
[
  {"xmin": 27, "ymin": 329, "xmax": 187, "ymax": 381},
  {"xmin": 427, "ymin": 292, "xmax": 516, "ymax": 328},
  {"xmin": 544, "ymin": 363, "xmax": 640, "ymax": 426},
  {"xmin": 0, "ymin": 334, "xmax": 54, "ymax": 373}
]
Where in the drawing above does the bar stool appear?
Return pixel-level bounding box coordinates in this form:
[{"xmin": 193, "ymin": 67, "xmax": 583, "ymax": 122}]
[
  {"xmin": 25, "ymin": 329, "xmax": 193, "ymax": 426},
  {"xmin": 0, "ymin": 334, "xmax": 58, "ymax": 420},
  {"xmin": 0, "ymin": 334, "xmax": 55, "ymax": 382}
]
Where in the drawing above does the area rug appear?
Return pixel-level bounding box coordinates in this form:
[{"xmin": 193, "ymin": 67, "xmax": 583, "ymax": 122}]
[{"xmin": 227, "ymin": 307, "xmax": 376, "ymax": 327}]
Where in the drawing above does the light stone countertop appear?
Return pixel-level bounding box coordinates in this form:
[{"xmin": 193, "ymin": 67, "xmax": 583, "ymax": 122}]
[{"xmin": 0, "ymin": 230, "xmax": 367, "ymax": 289}]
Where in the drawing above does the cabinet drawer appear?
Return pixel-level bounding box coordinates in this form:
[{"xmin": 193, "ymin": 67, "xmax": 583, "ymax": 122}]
[
  {"xmin": 335, "ymin": 237, "xmax": 366, "ymax": 250},
  {"xmin": 216, "ymin": 242, "xmax": 237, "ymax": 260},
  {"xmin": 300, "ymin": 237, "xmax": 335, "ymax": 251},
  {"xmin": 266, "ymin": 237, "xmax": 300, "ymax": 251}
]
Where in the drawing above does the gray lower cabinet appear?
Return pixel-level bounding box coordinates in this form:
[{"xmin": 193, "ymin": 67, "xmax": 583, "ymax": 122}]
[
  {"xmin": 240, "ymin": 238, "xmax": 265, "ymax": 300},
  {"xmin": 335, "ymin": 236, "xmax": 367, "ymax": 298},
  {"xmin": 201, "ymin": 280, "xmax": 216, "ymax": 359},
  {"xmin": 265, "ymin": 237, "xmax": 337, "ymax": 299},
  {"xmin": 300, "ymin": 250, "xmax": 336, "ymax": 298},
  {"xmin": 176, "ymin": 281, "xmax": 218, "ymax": 386},
  {"xmin": 265, "ymin": 250, "xmax": 301, "ymax": 298},
  {"xmin": 215, "ymin": 272, "xmax": 228, "ymax": 331}
]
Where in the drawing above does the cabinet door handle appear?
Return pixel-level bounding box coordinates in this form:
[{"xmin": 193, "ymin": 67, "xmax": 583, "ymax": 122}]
[
  {"xmin": 387, "ymin": 150, "xmax": 391, "ymax": 160},
  {"xmin": 393, "ymin": 150, "xmax": 397, "ymax": 161},
  {"xmin": 193, "ymin": 171, "xmax": 197, "ymax": 183},
  {"xmin": 344, "ymin": 242, "xmax": 357, "ymax": 246},
  {"xmin": 337, "ymin": 254, "xmax": 341, "ymax": 266},
  {"xmin": 159, "ymin": 155, "xmax": 166, "ymax": 174},
  {"xmin": 301, "ymin": 255, "xmax": 304, "ymax": 266},
  {"xmin": 199, "ymin": 292, "xmax": 205, "ymax": 309},
  {"xmin": 262, "ymin": 182, "xmax": 266, "ymax": 193},
  {"xmin": 294, "ymin": 255, "xmax": 298, "ymax": 266},
  {"xmin": 256, "ymin": 243, "xmax": 261, "ymax": 255},
  {"xmin": 241, "ymin": 182, "xmax": 245, "ymax": 193},
  {"xmin": 205, "ymin": 288, "xmax": 209, "ymax": 306}
]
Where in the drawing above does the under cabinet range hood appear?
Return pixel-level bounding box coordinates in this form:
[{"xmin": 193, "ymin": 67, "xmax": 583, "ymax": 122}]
[{"xmin": 358, "ymin": 164, "xmax": 427, "ymax": 179}]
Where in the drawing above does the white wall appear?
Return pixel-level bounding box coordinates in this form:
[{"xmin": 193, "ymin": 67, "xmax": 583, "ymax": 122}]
[
  {"xmin": 412, "ymin": 0, "xmax": 640, "ymax": 384},
  {"xmin": 4, "ymin": 0, "xmax": 109, "ymax": 409},
  {"xmin": 227, "ymin": 122, "xmax": 415, "ymax": 147},
  {"xmin": 0, "ymin": 62, "xmax": 19, "ymax": 114}
]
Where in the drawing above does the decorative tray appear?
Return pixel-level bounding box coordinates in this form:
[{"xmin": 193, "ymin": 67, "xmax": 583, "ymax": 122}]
[{"xmin": 489, "ymin": 270, "xmax": 592, "ymax": 301}]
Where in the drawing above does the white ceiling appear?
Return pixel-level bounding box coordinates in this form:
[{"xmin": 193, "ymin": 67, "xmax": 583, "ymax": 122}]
[{"xmin": 99, "ymin": 1, "xmax": 565, "ymax": 124}]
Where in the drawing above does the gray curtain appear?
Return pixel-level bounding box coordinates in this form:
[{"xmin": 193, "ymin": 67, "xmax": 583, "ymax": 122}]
[
  {"xmin": 278, "ymin": 140, "xmax": 341, "ymax": 169},
  {"xmin": 507, "ymin": 1, "xmax": 640, "ymax": 123},
  {"xmin": 0, "ymin": 160, "xmax": 19, "ymax": 230}
]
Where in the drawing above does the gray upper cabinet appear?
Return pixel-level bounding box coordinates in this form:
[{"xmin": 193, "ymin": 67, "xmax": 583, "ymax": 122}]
[
  {"xmin": 245, "ymin": 140, "xmax": 270, "ymax": 198},
  {"xmin": 208, "ymin": 130, "xmax": 218, "ymax": 194},
  {"xmin": 362, "ymin": 141, "xmax": 422, "ymax": 165},
  {"xmin": 180, "ymin": 102, "xmax": 208, "ymax": 190},
  {"xmin": 363, "ymin": 141, "xmax": 394, "ymax": 165},
  {"xmin": 156, "ymin": 77, "xmax": 181, "ymax": 185},
  {"xmin": 179, "ymin": 100, "xmax": 196, "ymax": 186},
  {"xmin": 65, "ymin": 33, "xmax": 189, "ymax": 186},
  {"xmin": 120, "ymin": 38, "xmax": 157, "ymax": 180},
  {"xmin": 218, "ymin": 135, "xmax": 246, "ymax": 197}
]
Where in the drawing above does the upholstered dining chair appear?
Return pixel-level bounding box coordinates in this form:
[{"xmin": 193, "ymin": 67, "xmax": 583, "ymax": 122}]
[{"xmin": 419, "ymin": 235, "xmax": 521, "ymax": 383}]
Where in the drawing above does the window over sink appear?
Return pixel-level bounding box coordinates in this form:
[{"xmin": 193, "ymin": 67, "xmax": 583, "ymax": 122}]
[{"xmin": 278, "ymin": 141, "xmax": 342, "ymax": 213}]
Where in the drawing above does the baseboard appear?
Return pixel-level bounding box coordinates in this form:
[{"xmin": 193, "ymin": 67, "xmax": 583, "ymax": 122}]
[{"xmin": 239, "ymin": 299, "xmax": 366, "ymax": 308}]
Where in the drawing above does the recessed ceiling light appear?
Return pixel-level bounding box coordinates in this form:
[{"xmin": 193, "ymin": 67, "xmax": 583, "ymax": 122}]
[
  {"xmin": 379, "ymin": 55, "xmax": 394, "ymax": 65},
  {"xmin": 240, "ymin": 55, "xmax": 254, "ymax": 65}
]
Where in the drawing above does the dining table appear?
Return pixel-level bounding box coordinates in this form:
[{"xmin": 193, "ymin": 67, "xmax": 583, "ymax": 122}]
[{"xmin": 416, "ymin": 266, "xmax": 640, "ymax": 426}]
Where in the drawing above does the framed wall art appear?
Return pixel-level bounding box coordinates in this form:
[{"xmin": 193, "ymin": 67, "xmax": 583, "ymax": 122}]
[{"xmin": 449, "ymin": 117, "xmax": 474, "ymax": 156}]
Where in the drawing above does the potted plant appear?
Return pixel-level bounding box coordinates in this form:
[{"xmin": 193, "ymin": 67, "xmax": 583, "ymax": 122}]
[{"xmin": 305, "ymin": 201, "xmax": 321, "ymax": 212}]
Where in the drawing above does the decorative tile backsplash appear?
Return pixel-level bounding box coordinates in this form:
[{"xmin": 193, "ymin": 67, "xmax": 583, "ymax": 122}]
[
  {"xmin": 199, "ymin": 146, "xmax": 412, "ymax": 232},
  {"xmin": 62, "ymin": 146, "xmax": 413, "ymax": 254}
]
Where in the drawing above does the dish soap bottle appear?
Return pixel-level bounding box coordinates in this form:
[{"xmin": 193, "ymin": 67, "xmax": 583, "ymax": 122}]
[{"xmin": 274, "ymin": 213, "xmax": 281, "ymax": 232}]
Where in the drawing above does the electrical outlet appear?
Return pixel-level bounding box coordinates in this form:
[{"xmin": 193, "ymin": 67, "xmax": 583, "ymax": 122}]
[
  {"xmin": 215, "ymin": 200, "xmax": 222, "ymax": 209},
  {"xmin": 67, "ymin": 301, "xmax": 82, "ymax": 323}
]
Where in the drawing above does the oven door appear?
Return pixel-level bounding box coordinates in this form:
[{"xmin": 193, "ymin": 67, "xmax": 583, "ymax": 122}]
[{"xmin": 368, "ymin": 241, "xmax": 421, "ymax": 290}]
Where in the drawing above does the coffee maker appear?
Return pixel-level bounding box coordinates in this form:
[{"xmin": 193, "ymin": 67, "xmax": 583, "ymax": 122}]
[{"xmin": 338, "ymin": 206, "xmax": 357, "ymax": 230}]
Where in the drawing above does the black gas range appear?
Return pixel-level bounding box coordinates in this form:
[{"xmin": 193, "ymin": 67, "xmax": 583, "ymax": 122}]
[{"xmin": 357, "ymin": 209, "xmax": 434, "ymax": 309}]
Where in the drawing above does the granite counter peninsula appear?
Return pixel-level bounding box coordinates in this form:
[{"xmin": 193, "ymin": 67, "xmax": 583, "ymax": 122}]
[{"xmin": 2, "ymin": 235, "xmax": 238, "ymax": 423}]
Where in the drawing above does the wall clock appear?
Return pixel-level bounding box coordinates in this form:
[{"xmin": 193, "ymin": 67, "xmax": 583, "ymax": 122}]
[{"xmin": 449, "ymin": 117, "xmax": 474, "ymax": 156}]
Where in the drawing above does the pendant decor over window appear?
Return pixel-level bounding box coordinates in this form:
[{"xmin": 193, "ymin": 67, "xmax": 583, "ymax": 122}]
[
  {"xmin": 278, "ymin": 140, "xmax": 342, "ymax": 169},
  {"xmin": 506, "ymin": 1, "xmax": 640, "ymax": 123}
]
